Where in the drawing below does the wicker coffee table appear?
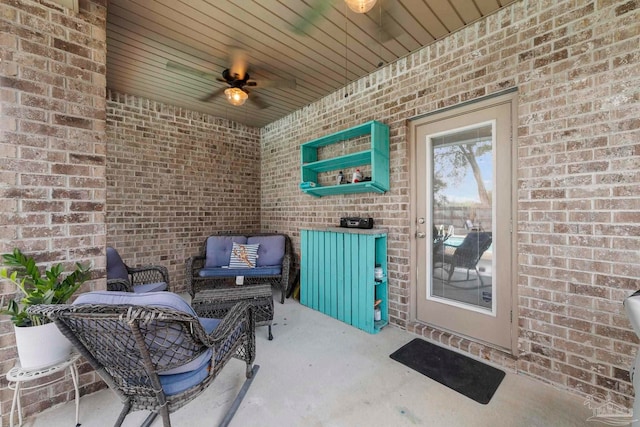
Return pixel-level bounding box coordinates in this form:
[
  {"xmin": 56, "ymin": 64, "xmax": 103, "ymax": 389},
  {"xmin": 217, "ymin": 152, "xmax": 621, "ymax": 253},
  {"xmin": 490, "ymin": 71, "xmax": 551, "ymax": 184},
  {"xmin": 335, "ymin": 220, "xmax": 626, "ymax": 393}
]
[{"xmin": 192, "ymin": 284, "xmax": 274, "ymax": 340}]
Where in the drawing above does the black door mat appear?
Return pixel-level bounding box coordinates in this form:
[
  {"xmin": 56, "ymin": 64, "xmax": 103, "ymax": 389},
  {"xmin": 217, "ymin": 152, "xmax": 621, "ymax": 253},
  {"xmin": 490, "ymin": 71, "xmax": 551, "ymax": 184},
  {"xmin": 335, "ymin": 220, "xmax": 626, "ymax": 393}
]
[{"xmin": 390, "ymin": 338, "xmax": 505, "ymax": 404}]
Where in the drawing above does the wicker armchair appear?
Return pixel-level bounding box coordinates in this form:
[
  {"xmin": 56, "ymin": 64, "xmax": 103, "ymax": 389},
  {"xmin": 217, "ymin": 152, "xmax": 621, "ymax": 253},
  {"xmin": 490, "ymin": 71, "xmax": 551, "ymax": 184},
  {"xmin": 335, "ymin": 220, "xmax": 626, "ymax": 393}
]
[
  {"xmin": 28, "ymin": 291, "xmax": 257, "ymax": 427},
  {"xmin": 435, "ymin": 231, "xmax": 493, "ymax": 286},
  {"xmin": 186, "ymin": 232, "xmax": 293, "ymax": 303},
  {"xmin": 107, "ymin": 246, "xmax": 169, "ymax": 293}
]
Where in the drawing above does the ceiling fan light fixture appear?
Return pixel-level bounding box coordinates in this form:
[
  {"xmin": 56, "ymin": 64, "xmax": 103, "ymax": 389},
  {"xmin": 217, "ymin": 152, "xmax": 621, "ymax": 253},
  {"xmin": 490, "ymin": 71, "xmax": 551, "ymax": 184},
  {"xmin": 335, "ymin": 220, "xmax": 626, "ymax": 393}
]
[
  {"xmin": 224, "ymin": 87, "xmax": 248, "ymax": 106},
  {"xmin": 344, "ymin": 0, "xmax": 376, "ymax": 13}
]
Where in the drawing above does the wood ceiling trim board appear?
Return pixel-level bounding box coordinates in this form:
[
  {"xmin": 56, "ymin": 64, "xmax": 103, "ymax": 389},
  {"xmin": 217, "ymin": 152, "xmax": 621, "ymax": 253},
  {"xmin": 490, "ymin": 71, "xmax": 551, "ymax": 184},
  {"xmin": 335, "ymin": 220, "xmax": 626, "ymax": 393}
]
[
  {"xmin": 159, "ymin": 4, "xmax": 362, "ymax": 91},
  {"xmin": 373, "ymin": 0, "xmax": 434, "ymax": 49},
  {"xmin": 385, "ymin": 7, "xmax": 424, "ymax": 47},
  {"xmin": 130, "ymin": 0, "xmax": 241, "ymax": 61},
  {"xmin": 113, "ymin": 1, "xmax": 398, "ymax": 101},
  {"xmin": 107, "ymin": 6, "xmax": 227, "ymax": 68},
  {"xmin": 249, "ymin": 0, "xmax": 395, "ymax": 71},
  {"xmin": 120, "ymin": 61, "xmax": 317, "ymax": 114},
  {"xmin": 396, "ymin": 0, "xmax": 448, "ymax": 40},
  {"xmin": 193, "ymin": 0, "xmax": 374, "ymax": 78},
  {"xmin": 314, "ymin": 3, "xmax": 409, "ymax": 62},
  {"xmin": 169, "ymin": 0, "xmax": 375, "ymax": 77},
  {"xmin": 109, "ymin": 49, "xmax": 329, "ymax": 108},
  {"xmin": 104, "ymin": 0, "xmax": 511, "ymax": 128},
  {"xmin": 105, "ymin": 33, "xmax": 325, "ymax": 103},
  {"xmin": 351, "ymin": 11, "xmax": 415, "ymax": 57},
  {"xmin": 424, "ymin": 0, "xmax": 465, "ymax": 31},
  {"xmin": 278, "ymin": 0, "xmax": 406, "ymax": 65},
  {"xmin": 448, "ymin": 0, "xmax": 482, "ymax": 23},
  {"xmin": 107, "ymin": 12, "xmax": 342, "ymax": 96},
  {"xmin": 105, "ymin": 33, "xmax": 236, "ymax": 94},
  {"xmin": 474, "ymin": 0, "xmax": 501, "ymax": 15},
  {"xmin": 107, "ymin": 1, "xmax": 340, "ymax": 88},
  {"xmin": 356, "ymin": 20, "xmax": 418, "ymax": 55},
  {"xmin": 106, "ymin": 53, "xmax": 225, "ymax": 101},
  {"xmin": 106, "ymin": 52, "xmax": 314, "ymax": 112}
]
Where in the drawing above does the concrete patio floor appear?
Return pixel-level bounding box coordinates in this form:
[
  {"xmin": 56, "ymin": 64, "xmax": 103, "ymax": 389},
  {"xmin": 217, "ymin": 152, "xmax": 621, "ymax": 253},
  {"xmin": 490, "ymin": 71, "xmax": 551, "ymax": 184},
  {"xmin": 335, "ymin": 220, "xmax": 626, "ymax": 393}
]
[{"xmin": 22, "ymin": 290, "xmax": 611, "ymax": 427}]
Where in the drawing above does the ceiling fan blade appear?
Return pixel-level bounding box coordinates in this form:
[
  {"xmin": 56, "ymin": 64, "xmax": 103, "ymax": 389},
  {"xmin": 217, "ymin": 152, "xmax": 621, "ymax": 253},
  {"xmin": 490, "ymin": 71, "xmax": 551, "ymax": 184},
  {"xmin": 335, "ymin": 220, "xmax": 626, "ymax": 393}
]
[
  {"xmin": 250, "ymin": 79, "xmax": 297, "ymax": 89},
  {"xmin": 291, "ymin": 0, "xmax": 334, "ymax": 35},
  {"xmin": 198, "ymin": 87, "xmax": 225, "ymax": 102},
  {"xmin": 166, "ymin": 60, "xmax": 217, "ymax": 79},
  {"xmin": 229, "ymin": 48, "xmax": 248, "ymax": 80},
  {"xmin": 248, "ymin": 93, "xmax": 269, "ymax": 109}
]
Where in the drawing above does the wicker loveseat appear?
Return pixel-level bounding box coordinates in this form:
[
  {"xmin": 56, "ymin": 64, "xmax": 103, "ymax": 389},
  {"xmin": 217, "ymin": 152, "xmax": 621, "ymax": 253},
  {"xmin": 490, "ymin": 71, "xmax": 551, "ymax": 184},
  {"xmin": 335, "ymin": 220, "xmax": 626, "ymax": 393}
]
[{"xmin": 187, "ymin": 232, "xmax": 293, "ymax": 303}]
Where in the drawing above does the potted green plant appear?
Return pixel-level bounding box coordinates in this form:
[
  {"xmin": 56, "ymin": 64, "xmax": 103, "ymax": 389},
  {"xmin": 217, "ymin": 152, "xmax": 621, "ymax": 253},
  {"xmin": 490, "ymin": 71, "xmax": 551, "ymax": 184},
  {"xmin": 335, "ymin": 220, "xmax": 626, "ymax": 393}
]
[{"xmin": 0, "ymin": 248, "xmax": 91, "ymax": 369}]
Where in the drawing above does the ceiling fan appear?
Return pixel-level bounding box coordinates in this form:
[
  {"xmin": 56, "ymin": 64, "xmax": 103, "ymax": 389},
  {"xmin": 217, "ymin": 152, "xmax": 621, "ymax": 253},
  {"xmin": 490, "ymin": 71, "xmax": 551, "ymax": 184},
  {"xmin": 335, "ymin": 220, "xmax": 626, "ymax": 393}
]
[
  {"xmin": 166, "ymin": 52, "xmax": 296, "ymax": 108},
  {"xmin": 292, "ymin": 0, "xmax": 398, "ymax": 42}
]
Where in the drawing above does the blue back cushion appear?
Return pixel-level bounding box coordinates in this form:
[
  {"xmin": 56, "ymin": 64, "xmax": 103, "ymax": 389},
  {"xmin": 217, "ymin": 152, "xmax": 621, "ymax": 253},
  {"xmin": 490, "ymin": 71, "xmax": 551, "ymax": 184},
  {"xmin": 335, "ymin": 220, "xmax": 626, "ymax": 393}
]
[
  {"xmin": 204, "ymin": 236, "xmax": 247, "ymax": 268},
  {"xmin": 247, "ymin": 235, "xmax": 285, "ymax": 267},
  {"xmin": 74, "ymin": 290, "xmax": 198, "ymax": 317},
  {"xmin": 106, "ymin": 247, "xmax": 129, "ymax": 281}
]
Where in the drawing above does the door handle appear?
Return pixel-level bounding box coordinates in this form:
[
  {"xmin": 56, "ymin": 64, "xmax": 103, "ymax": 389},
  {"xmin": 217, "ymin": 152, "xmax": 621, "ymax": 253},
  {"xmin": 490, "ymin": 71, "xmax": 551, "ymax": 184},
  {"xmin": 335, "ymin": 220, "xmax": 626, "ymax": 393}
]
[{"xmin": 416, "ymin": 232, "xmax": 426, "ymax": 238}]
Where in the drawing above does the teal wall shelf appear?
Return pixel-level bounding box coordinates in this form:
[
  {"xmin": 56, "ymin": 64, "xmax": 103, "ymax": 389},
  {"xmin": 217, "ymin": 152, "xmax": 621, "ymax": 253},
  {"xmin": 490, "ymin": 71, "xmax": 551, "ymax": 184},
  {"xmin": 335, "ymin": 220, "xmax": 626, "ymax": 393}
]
[
  {"xmin": 300, "ymin": 120, "xmax": 390, "ymax": 197},
  {"xmin": 300, "ymin": 228, "xmax": 388, "ymax": 334}
]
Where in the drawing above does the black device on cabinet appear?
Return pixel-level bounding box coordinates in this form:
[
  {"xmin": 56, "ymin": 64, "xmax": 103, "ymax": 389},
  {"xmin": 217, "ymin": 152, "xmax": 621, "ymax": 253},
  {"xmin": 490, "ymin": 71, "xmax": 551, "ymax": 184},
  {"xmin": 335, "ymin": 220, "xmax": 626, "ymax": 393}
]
[{"xmin": 339, "ymin": 217, "xmax": 374, "ymax": 229}]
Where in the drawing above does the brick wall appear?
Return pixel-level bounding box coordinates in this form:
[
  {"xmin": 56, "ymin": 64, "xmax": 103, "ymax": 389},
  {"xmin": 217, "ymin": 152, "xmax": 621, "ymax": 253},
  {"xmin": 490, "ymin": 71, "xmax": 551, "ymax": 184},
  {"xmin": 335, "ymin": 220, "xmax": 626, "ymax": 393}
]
[
  {"xmin": 0, "ymin": 0, "xmax": 107, "ymax": 423},
  {"xmin": 0, "ymin": 0, "xmax": 637, "ymax": 420},
  {"xmin": 262, "ymin": 0, "xmax": 639, "ymax": 407},
  {"xmin": 106, "ymin": 91, "xmax": 261, "ymax": 293}
]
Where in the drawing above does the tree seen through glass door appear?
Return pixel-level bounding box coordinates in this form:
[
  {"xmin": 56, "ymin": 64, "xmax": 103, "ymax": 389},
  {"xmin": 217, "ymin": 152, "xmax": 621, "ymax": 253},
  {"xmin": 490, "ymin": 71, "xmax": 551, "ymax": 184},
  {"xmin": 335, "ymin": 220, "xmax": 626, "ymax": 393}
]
[{"xmin": 430, "ymin": 123, "xmax": 494, "ymax": 311}]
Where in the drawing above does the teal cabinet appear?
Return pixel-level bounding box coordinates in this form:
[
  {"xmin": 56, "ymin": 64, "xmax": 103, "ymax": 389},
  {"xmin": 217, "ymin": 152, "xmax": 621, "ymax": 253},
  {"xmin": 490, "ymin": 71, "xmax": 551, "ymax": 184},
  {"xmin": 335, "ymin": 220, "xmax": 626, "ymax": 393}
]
[
  {"xmin": 300, "ymin": 121, "xmax": 390, "ymax": 197},
  {"xmin": 300, "ymin": 228, "xmax": 388, "ymax": 334}
]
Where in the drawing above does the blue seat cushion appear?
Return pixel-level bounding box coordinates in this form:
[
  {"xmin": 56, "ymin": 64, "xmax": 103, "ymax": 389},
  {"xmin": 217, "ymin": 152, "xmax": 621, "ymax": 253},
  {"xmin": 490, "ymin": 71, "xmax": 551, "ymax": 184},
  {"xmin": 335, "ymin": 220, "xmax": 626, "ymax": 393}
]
[
  {"xmin": 198, "ymin": 265, "xmax": 282, "ymax": 277},
  {"xmin": 132, "ymin": 282, "xmax": 168, "ymax": 293},
  {"xmin": 159, "ymin": 354, "xmax": 211, "ymax": 396},
  {"xmin": 204, "ymin": 236, "xmax": 247, "ymax": 268}
]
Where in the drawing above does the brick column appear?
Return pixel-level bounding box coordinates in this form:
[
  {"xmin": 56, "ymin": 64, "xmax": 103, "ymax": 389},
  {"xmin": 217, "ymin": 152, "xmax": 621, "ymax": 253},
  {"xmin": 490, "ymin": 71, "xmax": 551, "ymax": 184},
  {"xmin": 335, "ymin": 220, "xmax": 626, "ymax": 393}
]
[{"xmin": 0, "ymin": 0, "xmax": 107, "ymax": 422}]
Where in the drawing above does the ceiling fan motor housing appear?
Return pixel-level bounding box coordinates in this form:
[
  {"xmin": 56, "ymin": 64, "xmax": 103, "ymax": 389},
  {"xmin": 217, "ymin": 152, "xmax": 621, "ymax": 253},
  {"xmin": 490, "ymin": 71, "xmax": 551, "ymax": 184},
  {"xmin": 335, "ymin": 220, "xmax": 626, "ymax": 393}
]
[{"xmin": 223, "ymin": 68, "xmax": 250, "ymax": 87}]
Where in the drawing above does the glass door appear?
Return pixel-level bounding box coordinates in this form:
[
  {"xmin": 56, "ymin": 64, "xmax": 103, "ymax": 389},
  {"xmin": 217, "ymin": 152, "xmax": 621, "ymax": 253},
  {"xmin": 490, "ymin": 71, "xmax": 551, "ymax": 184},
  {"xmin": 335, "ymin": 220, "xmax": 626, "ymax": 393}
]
[{"xmin": 411, "ymin": 93, "xmax": 516, "ymax": 352}]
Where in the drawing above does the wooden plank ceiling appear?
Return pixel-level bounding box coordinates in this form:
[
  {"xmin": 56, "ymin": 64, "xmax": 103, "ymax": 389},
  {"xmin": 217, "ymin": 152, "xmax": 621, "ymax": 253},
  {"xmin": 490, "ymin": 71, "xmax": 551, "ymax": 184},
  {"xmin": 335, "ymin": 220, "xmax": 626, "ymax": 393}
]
[{"xmin": 107, "ymin": 0, "xmax": 515, "ymax": 128}]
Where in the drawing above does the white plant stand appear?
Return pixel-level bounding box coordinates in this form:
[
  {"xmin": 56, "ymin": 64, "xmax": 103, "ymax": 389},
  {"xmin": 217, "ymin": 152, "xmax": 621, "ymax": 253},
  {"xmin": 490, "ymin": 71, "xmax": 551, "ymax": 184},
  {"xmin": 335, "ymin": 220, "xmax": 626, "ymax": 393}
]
[{"xmin": 6, "ymin": 352, "xmax": 81, "ymax": 427}]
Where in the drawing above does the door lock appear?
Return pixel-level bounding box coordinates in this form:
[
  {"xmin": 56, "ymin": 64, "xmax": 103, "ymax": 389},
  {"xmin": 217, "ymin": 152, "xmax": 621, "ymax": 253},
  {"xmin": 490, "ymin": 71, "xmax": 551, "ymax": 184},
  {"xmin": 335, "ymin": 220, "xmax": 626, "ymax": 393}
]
[{"xmin": 416, "ymin": 232, "xmax": 426, "ymax": 238}]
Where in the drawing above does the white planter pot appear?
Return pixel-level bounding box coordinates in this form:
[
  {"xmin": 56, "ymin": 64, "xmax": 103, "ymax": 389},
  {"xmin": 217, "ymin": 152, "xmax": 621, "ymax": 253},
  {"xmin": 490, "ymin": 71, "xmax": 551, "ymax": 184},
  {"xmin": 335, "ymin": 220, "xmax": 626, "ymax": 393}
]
[{"xmin": 14, "ymin": 322, "xmax": 73, "ymax": 370}]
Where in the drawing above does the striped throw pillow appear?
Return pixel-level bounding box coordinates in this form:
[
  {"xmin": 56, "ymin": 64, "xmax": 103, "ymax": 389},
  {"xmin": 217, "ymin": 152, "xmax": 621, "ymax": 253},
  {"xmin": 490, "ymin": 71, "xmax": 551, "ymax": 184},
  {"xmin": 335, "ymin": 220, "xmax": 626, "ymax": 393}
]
[{"xmin": 229, "ymin": 242, "xmax": 259, "ymax": 268}]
